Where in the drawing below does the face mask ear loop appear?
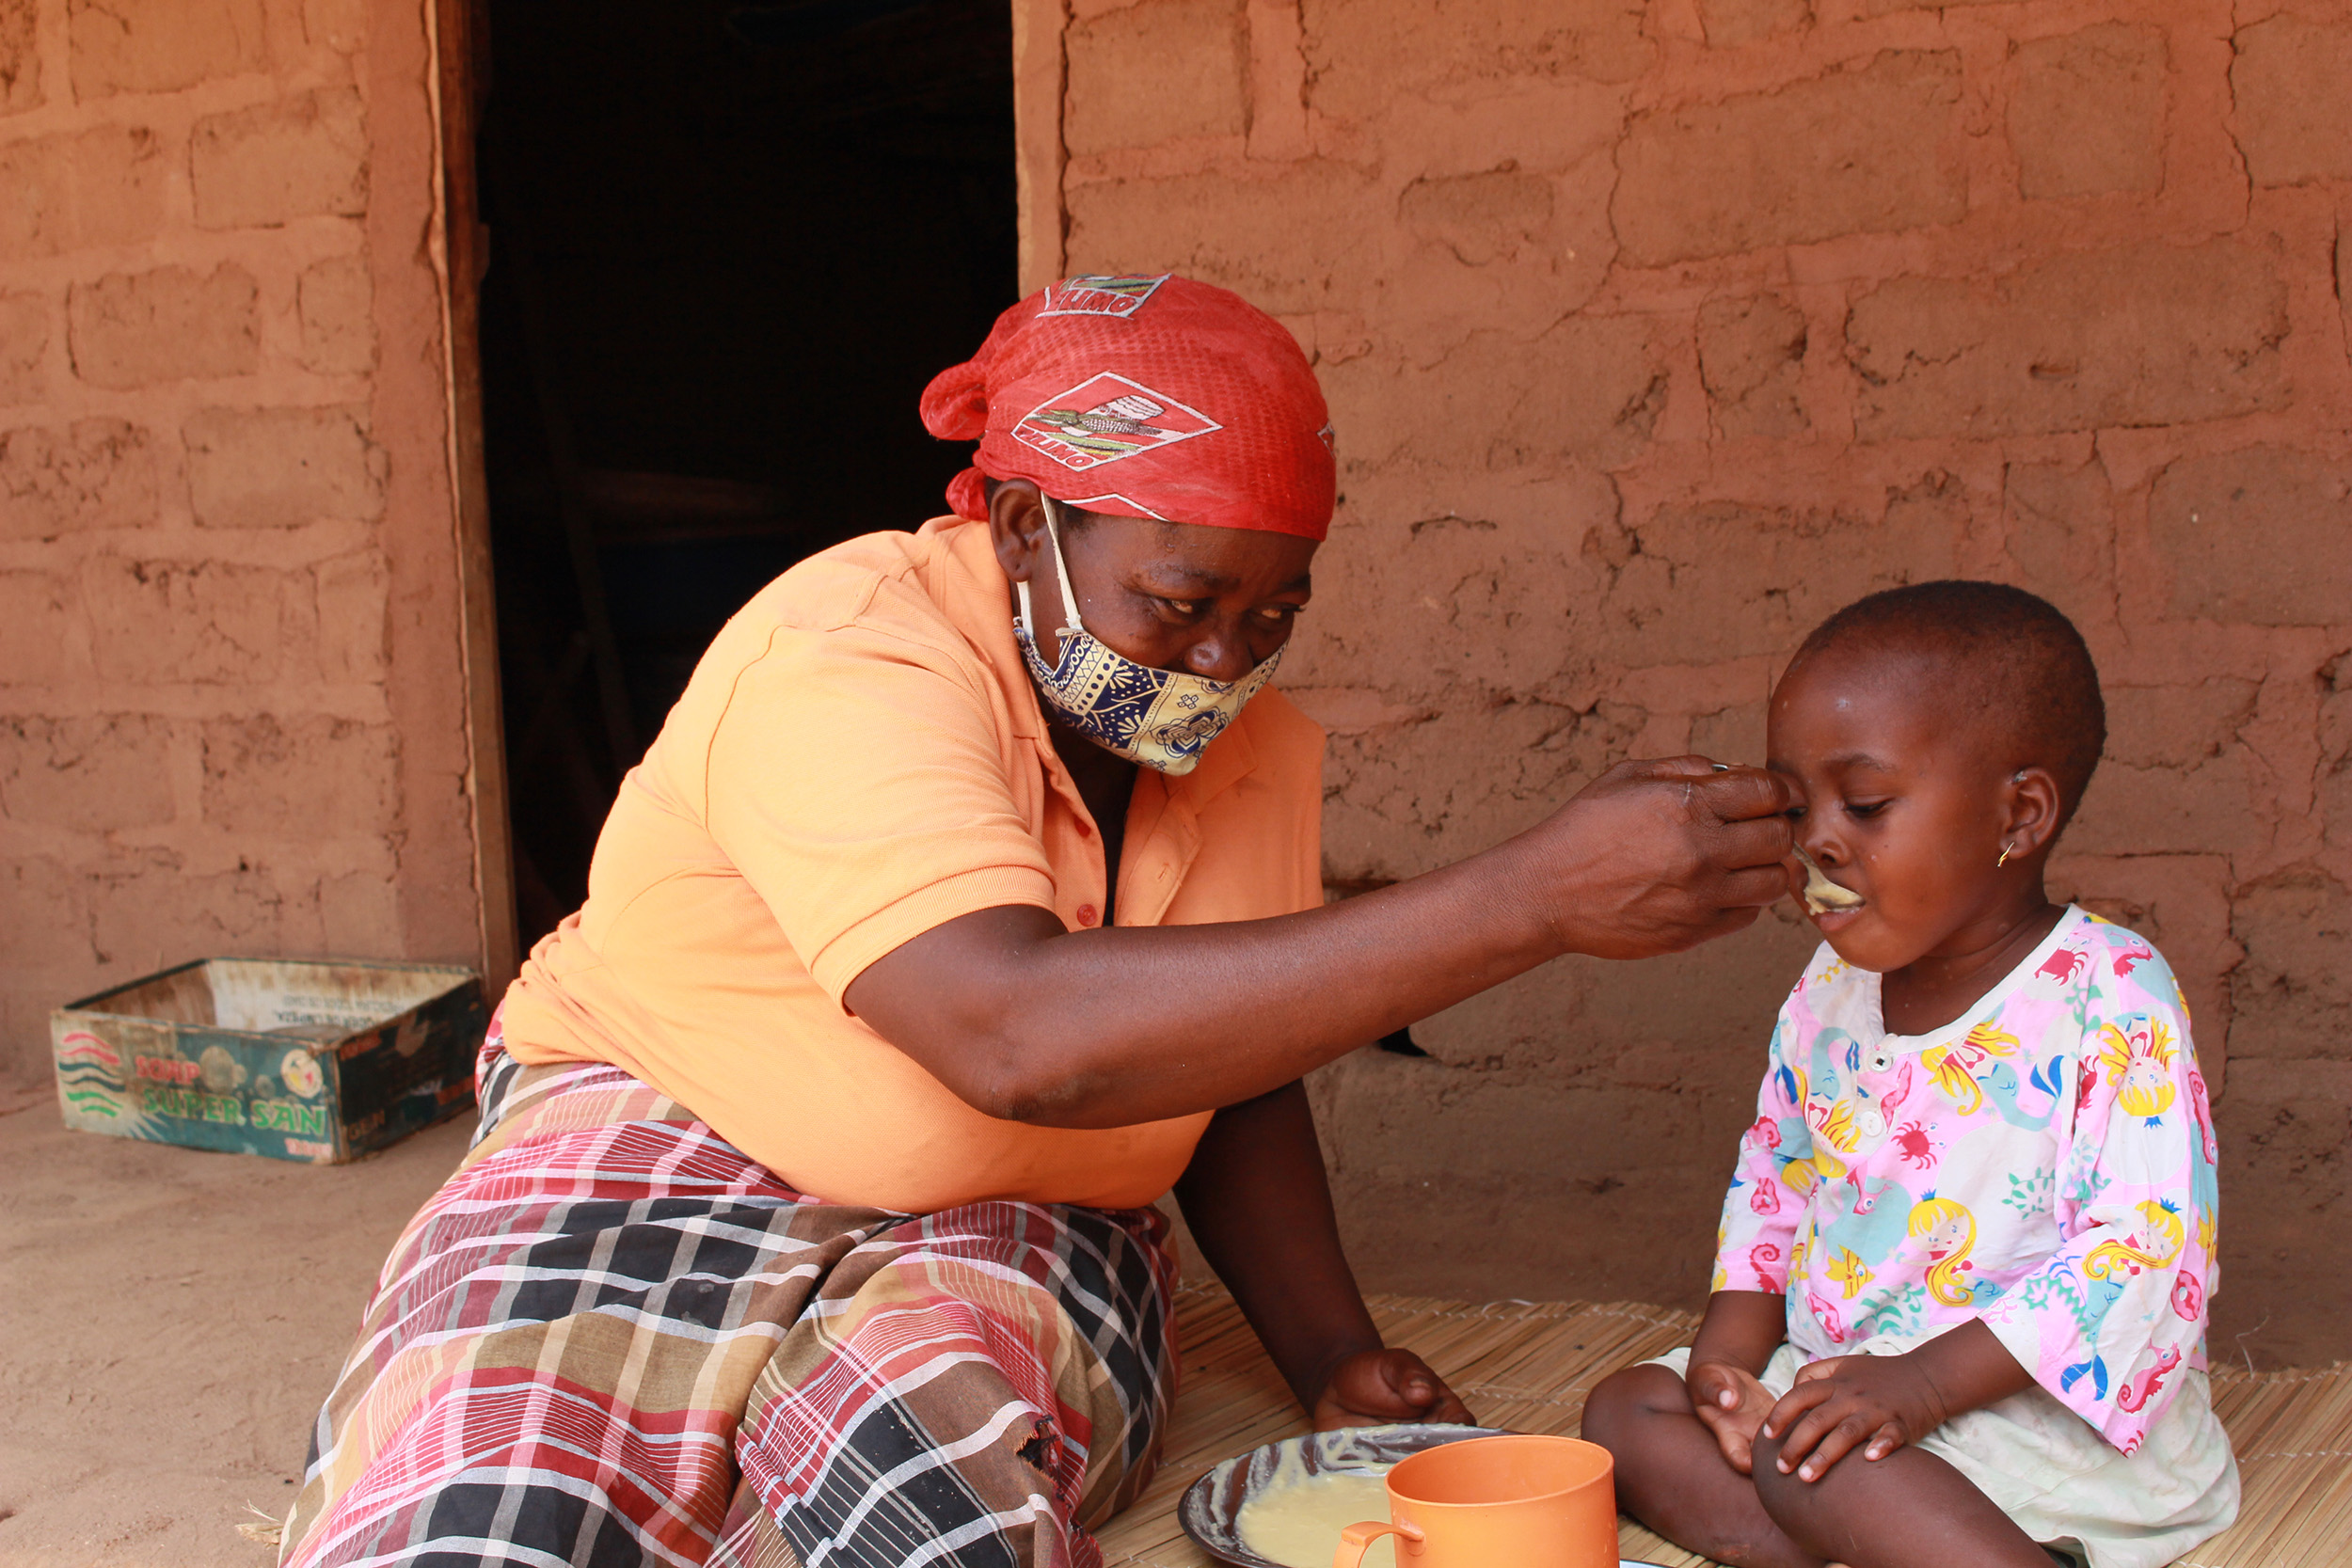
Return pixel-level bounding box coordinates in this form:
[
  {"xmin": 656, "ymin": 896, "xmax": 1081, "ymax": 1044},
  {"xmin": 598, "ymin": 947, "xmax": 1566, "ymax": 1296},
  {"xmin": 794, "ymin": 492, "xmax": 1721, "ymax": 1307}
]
[{"xmin": 1038, "ymin": 494, "xmax": 1087, "ymax": 638}]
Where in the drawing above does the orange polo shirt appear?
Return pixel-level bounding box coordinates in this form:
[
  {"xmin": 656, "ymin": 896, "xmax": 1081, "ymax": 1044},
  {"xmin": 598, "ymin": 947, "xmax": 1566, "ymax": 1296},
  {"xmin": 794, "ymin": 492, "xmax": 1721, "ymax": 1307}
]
[{"xmin": 499, "ymin": 515, "xmax": 1326, "ymax": 1213}]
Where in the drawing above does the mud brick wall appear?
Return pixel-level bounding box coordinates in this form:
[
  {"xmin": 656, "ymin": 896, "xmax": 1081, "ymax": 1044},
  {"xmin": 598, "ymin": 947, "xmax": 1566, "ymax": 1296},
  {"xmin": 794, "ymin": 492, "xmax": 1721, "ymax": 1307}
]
[
  {"xmin": 0, "ymin": 1, "xmax": 490, "ymax": 1089},
  {"xmin": 1030, "ymin": 0, "xmax": 2352, "ymax": 1363}
]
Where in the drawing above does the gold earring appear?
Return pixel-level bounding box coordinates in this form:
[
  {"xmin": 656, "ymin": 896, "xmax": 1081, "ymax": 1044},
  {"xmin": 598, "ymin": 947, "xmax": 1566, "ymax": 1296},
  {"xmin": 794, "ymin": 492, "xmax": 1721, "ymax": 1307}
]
[{"xmin": 1997, "ymin": 843, "xmax": 2013, "ymax": 869}]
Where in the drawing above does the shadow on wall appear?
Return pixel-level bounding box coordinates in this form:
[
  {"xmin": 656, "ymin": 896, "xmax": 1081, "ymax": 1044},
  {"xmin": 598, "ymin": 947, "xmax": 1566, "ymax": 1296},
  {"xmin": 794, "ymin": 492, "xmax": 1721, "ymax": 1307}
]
[{"xmin": 474, "ymin": 0, "xmax": 1016, "ymax": 945}]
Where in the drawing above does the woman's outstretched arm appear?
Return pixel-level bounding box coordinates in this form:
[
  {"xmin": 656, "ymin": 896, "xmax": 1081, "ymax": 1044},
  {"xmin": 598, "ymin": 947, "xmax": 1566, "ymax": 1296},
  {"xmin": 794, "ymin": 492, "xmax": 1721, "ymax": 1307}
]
[{"xmin": 845, "ymin": 758, "xmax": 1796, "ymax": 1128}]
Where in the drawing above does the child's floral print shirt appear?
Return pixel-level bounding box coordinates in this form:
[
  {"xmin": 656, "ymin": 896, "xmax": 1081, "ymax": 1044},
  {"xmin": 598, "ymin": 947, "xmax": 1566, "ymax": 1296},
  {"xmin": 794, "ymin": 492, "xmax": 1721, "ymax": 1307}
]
[{"xmin": 1714, "ymin": 908, "xmax": 2220, "ymax": 1452}]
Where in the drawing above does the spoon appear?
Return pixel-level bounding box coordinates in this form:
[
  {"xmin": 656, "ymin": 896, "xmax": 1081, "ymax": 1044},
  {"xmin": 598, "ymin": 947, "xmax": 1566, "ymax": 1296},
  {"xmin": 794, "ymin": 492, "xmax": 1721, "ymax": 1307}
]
[{"xmin": 1793, "ymin": 846, "xmax": 1864, "ymax": 914}]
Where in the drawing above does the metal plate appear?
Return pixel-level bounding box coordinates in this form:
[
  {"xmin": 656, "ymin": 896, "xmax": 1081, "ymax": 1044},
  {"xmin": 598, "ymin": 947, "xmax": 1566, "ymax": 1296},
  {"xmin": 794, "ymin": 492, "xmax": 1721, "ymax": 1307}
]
[
  {"xmin": 1174, "ymin": 1424, "xmax": 1669, "ymax": 1567},
  {"xmin": 1175, "ymin": 1424, "xmax": 1505, "ymax": 1567}
]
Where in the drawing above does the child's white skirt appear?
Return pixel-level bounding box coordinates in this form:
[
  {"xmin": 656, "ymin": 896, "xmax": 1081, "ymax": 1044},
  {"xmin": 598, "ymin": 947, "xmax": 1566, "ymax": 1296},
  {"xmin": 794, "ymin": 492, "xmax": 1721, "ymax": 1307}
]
[{"xmin": 1645, "ymin": 1342, "xmax": 2239, "ymax": 1568}]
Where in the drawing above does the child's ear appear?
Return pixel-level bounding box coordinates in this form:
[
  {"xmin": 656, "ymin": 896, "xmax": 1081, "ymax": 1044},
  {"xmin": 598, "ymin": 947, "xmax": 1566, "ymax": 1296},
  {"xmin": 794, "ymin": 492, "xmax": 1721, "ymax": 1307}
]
[{"xmin": 2002, "ymin": 766, "xmax": 2065, "ymax": 858}]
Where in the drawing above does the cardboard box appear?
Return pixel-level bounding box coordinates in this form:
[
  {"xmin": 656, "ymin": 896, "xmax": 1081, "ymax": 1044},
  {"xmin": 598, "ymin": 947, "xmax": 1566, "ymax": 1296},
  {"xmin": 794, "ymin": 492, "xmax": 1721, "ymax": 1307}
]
[{"xmin": 53, "ymin": 958, "xmax": 486, "ymax": 1164}]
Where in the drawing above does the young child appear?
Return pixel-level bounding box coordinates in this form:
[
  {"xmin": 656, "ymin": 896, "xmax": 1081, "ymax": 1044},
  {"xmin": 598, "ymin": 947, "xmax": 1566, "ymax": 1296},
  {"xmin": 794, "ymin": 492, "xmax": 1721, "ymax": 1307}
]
[{"xmin": 1583, "ymin": 582, "xmax": 2238, "ymax": 1568}]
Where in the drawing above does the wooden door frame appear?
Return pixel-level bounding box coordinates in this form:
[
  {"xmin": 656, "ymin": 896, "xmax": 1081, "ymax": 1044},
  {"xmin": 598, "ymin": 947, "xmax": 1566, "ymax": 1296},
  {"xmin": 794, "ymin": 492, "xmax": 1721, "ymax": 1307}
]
[
  {"xmin": 1012, "ymin": 0, "xmax": 1068, "ymax": 293},
  {"xmin": 429, "ymin": 0, "xmax": 520, "ymax": 990}
]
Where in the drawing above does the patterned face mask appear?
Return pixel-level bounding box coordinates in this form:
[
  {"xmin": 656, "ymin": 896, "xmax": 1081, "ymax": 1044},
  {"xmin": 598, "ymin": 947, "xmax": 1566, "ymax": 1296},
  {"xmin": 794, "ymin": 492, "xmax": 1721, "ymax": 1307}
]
[{"xmin": 1013, "ymin": 497, "xmax": 1282, "ymax": 776}]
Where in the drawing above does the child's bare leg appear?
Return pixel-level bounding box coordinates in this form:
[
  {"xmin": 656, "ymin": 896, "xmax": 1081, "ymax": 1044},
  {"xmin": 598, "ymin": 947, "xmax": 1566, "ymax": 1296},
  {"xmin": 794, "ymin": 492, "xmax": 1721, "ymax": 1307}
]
[
  {"xmin": 1581, "ymin": 1366, "xmax": 1825, "ymax": 1568},
  {"xmin": 1750, "ymin": 1432, "xmax": 2056, "ymax": 1568}
]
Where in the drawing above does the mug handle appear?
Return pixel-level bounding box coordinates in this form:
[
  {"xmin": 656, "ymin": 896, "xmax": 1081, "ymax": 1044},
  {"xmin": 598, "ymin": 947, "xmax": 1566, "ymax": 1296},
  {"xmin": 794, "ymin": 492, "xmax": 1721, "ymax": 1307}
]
[{"xmin": 1333, "ymin": 1519, "xmax": 1419, "ymax": 1568}]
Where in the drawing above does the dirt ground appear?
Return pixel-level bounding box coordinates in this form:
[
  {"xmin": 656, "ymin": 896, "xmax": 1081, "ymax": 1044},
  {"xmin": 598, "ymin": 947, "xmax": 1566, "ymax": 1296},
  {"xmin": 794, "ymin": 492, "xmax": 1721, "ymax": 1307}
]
[
  {"xmin": 0, "ymin": 1094, "xmax": 1224, "ymax": 1568},
  {"xmin": 0, "ymin": 1097, "xmax": 475, "ymax": 1568}
]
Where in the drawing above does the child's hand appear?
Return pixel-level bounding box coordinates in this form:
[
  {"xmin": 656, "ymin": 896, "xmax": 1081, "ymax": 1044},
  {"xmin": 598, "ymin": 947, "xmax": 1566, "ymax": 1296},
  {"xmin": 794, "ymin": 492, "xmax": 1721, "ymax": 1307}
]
[
  {"xmin": 1760, "ymin": 1352, "xmax": 1948, "ymax": 1482},
  {"xmin": 1311, "ymin": 1348, "xmax": 1475, "ymax": 1432},
  {"xmin": 1684, "ymin": 1358, "xmax": 1778, "ymax": 1475}
]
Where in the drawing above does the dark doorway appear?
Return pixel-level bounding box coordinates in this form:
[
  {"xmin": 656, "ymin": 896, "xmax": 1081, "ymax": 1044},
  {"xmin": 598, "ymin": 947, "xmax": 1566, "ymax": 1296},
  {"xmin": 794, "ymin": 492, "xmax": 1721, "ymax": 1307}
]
[{"xmin": 473, "ymin": 0, "xmax": 1018, "ymax": 945}]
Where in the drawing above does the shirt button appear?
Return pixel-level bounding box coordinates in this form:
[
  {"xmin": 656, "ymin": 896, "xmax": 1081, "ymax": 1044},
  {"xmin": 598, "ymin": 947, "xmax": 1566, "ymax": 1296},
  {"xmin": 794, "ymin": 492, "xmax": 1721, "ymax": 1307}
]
[{"xmin": 1076, "ymin": 904, "xmax": 1099, "ymax": 927}]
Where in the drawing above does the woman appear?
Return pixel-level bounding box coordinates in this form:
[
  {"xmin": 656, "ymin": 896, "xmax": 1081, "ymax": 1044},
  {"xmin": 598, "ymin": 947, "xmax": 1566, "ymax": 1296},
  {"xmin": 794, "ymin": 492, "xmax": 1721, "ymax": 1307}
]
[{"xmin": 283, "ymin": 276, "xmax": 1794, "ymax": 1568}]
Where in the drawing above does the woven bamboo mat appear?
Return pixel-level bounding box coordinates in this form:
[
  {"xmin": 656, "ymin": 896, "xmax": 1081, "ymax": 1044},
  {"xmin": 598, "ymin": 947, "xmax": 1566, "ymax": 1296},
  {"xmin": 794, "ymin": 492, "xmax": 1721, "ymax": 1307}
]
[{"xmin": 1093, "ymin": 1284, "xmax": 2352, "ymax": 1568}]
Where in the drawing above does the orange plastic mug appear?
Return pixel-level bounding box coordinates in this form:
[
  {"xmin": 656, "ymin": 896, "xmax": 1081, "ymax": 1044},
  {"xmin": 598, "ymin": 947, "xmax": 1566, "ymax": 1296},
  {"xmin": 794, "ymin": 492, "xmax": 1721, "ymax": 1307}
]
[{"xmin": 1331, "ymin": 1433, "xmax": 1616, "ymax": 1568}]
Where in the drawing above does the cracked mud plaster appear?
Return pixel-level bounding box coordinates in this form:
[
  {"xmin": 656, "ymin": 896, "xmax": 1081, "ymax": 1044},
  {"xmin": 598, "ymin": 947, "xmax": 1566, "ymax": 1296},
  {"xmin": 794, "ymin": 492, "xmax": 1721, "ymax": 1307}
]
[
  {"xmin": 1, "ymin": 0, "xmax": 483, "ymax": 1143},
  {"xmin": 1060, "ymin": 0, "xmax": 2352, "ymax": 1358},
  {"xmin": 0, "ymin": 419, "xmax": 159, "ymax": 538}
]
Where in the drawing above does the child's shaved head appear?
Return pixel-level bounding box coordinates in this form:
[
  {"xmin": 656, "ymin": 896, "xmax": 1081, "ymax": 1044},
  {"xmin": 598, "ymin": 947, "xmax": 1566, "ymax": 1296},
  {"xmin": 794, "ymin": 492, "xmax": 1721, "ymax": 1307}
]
[{"xmin": 1787, "ymin": 580, "xmax": 2106, "ymax": 821}]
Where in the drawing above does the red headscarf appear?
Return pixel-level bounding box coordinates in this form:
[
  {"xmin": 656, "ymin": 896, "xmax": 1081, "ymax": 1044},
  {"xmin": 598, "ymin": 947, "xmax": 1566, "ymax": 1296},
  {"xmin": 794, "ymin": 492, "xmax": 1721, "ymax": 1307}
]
[{"xmin": 919, "ymin": 274, "xmax": 1334, "ymax": 540}]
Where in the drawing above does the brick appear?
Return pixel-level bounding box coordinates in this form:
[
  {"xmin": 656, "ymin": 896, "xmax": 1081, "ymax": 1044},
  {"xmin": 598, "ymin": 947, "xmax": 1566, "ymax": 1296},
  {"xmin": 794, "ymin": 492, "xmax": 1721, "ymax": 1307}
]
[
  {"xmin": 0, "ymin": 716, "xmax": 176, "ymax": 832},
  {"xmin": 183, "ymin": 404, "xmax": 385, "ymax": 529},
  {"xmin": 1321, "ymin": 697, "xmax": 1648, "ymax": 878},
  {"xmin": 0, "ymin": 571, "xmax": 77, "ymax": 685},
  {"xmin": 0, "ymin": 857, "xmax": 94, "ymax": 971},
  {"xmin": 0, "ymin": 419, "xmax": 160, "ymax": 540},
  {"xmin": 1688, "ymin": 699, "xmax": 1765, "ymax": 765},
  {"xmin": 2327, "ymin": 657, "xmax": 2352, "ymax": 849},
  {"xmin": 2213, "ymin": 1060, "xmax": 2352, "ymax": 1366},
  {"xmin": 1066, "ymin": 0, "xmax": 1246, "ymax": 154},
  {"xmin": 1382, "ymin": 154, "xmax": 1618, "ymax": 353},
  {"xmin": 320, "ymin": 870, "xmax": 397, "ymax": 951},
  {"xmin": 2068, "ymin": 751, "xmax": 2265, "ymax": 860},
  {"xmin": 303, "ymin": 0, "xmax": 364, "ymax": 54},
  {"xmin": 2341, "ymin": 210, "xmax": 2352, "ymax": 350},
  {"xmin": 313, "ymin": 549, "xmax": 388, "ymax": 681},
  {"xmin": 1613, "ymin": 51, "xmax": 1964, "ymax": 267},
  {"xmin": 1595, "ymin": 490, "xmax": 1963, "ymax": 665},
  {"xmin": 2232, "ymin": 15, "xmax": 2352, "ymax": 186},
  {"xmin": 1294, "ymin": 483, "xmax": 1617, "ymax": 706},
  {"xmin": 2010, "ymin": 23, "xmax": 2165, "ymax": 200},
  {"xmin": 1, "ymin": 0, "xmax": 39, "ymax": 115},
  {"xmin": 1697, "ymin": 293, "xmax": 1807, "ymax": 440},
  {"xmin": 2105, "ymin": 680, "xmax": 2258, "ymax": 770},
  {"xmin": 191, "ymin": 87, "xmax": 367, "ymax": 230},
  {"xmin": 199, "ymin": 715, "xmax": 393, "ymax": 836},
  {"xmin": 1329, "ymin": 315, "xmax": 1663, "ymax": 470},
  {"xmin": 2147, "ymin": 449, "xmax": 2352, "ymax": 626},
  {"xmin": 1303, "ymin": 0, "xmax": 1654, "ymax": 123},
  {"xmin": 68, "ymin": 264, "xmax": 260, "ymax": 389},
  {"xmin": 2229, "ymin": 868, "xmax": 2352, "ymax": 1058},
  {"xmin": 80, "ymin": 557, "xmax": 289, "ymax": 684},
  {"xmin": 295, "ymin": 253, "xmax": 373, "ymax": 375},
  {"xmin": 69, "ymin": 0, "xmax": 266, "ymax": 99},
  {"xmin": 2002, "ymin": 456, "xmax": 2113, "ymax": 627},
  {"xmin": 1697, "ymin": 0, "xmax": 1810, "ymax": 48},
  {"xmin": 0, "ymin": 290, "xmax": 44, "ymax": 404},
  {"xmin": 1399, "ymin": 168, "xmax": 1554, "ymax": 267},
  {"xmin": 1067, "ymin": 160, "xmax": 1383, "ymax": 317},
  {"xmin": 1848, "ymin": 240, "xmax": 2289, "ymax": 441},
  {"xmin": 87, "ymin": 851, "xmax": 286, "ymax": 968},
  {"xmin": 0, "ymin": 125, "xmax": 169, "ymax": 262}
]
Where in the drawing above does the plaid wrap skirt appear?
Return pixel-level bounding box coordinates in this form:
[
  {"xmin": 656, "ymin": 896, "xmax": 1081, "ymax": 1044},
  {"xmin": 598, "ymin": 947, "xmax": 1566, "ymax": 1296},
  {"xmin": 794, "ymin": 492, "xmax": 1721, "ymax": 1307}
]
[{"xmin": 280, "ymin": 1021, "xmax": 1180, "ymax": 1568}]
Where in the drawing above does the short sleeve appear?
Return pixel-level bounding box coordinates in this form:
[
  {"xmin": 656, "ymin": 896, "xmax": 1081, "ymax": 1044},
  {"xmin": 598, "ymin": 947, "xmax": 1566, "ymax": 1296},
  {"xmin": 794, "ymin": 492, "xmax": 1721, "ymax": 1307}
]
[
  {"xmin": 702, "ymin": 619, "xmax": 1057, "ymax": 1002},
  {"xmin": 1977, "ymin": 936, "xmax": 2219, "ymax": 1451}
]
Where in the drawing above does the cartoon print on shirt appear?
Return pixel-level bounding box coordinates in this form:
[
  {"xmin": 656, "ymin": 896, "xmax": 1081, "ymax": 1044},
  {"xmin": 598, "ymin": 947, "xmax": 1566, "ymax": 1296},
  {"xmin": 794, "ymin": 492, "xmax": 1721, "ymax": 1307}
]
[
  {"xmin": 1921, "ymin": 1021, "xmax": 2017, "ymax": 1115},
  {"xmin": 2100, "ymin": 1018, "xmax": 2180, "ymax": 1126},
  {"xmin": 2036, "ymin": 945, "xmax": 2089, "ymax": 986},
  {"xmin": 1712, "ymin": 911, "xmax": 2218, "ymax": 1454},
  {"xmin": 2085, "ymin": 1199, "xmax": 2186, "ymax": 1282},
  {"xmin": 1909, "ymin": 1194, "xmax": 1981, "ymax": 1306},
  {"xmin": 2185, "ymin": 1069, "xmax": 2219, "ymax": 1164}
]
